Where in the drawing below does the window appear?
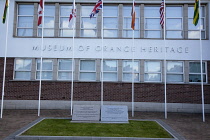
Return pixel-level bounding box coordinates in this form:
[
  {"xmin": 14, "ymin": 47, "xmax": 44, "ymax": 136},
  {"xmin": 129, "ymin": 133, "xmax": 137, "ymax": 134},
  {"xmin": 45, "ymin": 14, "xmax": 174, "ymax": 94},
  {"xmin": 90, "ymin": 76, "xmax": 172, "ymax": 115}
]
[
  {"xmin": 167, "ymin": 61, "xmax": 184, "ymax": 82},
  {"xmin": 38, "ymin": 5, "xmax": 55, "ymax": 37},
  {"xmin": 166, "ymin": 6, "xmax": 183, "ymax": 38},
  {"xmin": 103, "ymin": 6, "xmax": 118, "ymax": 37},
  {"xmin": 144, "ymin": 6, "xmax": 162, "ymax": 38},
  {"xmin": 81, "ymin": 6, "xmax": 97, "ymax": 37},
  {"xmin": 102, "ymin": 60, "xmax": 118, "ymax": 81},
  {"xmin": 59, "ymin": 5, "xmax": 75, "ymax": 37},
  {"xmin": 17, "ymin": 4, "xmax": 34, "ymax": 37},
  {"xmin": 189, "ymin": 62, "xmax": 206, "ymax": 82},
  {"xmin": 36, "ymin": 59, "xmax": 53, "ymax": 80},
  {"xmin": 14, "ymin": 58, "xmax": 32, "ymax": 80},
  {"xmin": 79, "ymin": 60, "xmax": 96, "ymax": 81},
  {"xmin": 188, "ymin": 6, "xmax": 206, "ymax": 39},
  {"xmin": 123, "ymin": 5, "xmax": 140, "ymax": 38},
  {"xmin": 123, "ymin": 60, "xmax": 139, "ymax": 82},
  {"xmin": 144, "ymin": 61, "xmax": 161, "ymax": 82},
  {"xmin": 58, "ymin": 59, "xmax": 73, "ymax": 80}
]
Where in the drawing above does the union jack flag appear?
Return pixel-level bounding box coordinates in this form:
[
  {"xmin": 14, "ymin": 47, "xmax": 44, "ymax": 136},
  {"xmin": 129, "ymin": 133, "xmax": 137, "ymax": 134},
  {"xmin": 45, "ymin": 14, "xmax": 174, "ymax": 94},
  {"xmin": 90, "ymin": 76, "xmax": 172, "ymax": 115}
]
[
  {"xmin": 159, "ymin": 0, "xmax": 164, "ymax": 29},
  {"xmin": 90, "ymin": 0, "xmax": 102, "ymax": 19}
]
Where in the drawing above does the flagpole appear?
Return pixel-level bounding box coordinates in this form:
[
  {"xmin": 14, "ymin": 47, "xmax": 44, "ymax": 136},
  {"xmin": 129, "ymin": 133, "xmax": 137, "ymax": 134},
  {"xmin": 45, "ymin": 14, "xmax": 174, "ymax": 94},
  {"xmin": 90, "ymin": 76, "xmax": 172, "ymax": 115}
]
[
  {"xmin": 1, "ymin": 0, "xmax": 10, "ymax": 119},
  {"xmin": 101, "ymin": 0, "xmax": 104, "ymax": 107},
  {"xmin": 131, "ymin": 0, "xmax": 135, "ymax": 117},
  {"xmin": 198, "ymin": 0, "xmax": 205, "ymax": 122},
  {"xmin": 38, "ymin": 0, "xmax": 45, "ymax": 116},
  {"xmin": 70, "ymin": 0, "xmax": 76, "ymax": 116},
  {"xmin": 163, "ymin": 0, "xmax": 167, "ymax": 119}
]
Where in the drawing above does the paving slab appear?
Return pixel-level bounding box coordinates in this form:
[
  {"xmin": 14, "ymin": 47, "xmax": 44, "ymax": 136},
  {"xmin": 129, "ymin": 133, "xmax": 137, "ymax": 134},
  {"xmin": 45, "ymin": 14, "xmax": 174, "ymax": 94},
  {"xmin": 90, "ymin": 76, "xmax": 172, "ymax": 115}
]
[{"xmin": 0, "ymin": 110, "xmax": 210, "ymax": 140}]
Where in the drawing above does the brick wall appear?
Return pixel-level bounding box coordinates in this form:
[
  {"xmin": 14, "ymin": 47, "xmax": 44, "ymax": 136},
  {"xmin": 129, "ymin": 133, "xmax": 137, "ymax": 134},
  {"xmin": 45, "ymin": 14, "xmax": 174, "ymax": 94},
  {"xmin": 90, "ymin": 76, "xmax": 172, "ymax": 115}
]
[{"xmin": 0, "ymin": 58, "xmax": 210, "ymax": 104}]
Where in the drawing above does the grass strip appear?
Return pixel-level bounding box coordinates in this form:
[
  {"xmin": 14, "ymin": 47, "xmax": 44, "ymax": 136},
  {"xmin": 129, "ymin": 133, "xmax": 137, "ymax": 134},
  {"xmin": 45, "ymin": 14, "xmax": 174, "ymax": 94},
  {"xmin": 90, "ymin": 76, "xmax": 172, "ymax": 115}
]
[{"xmin": 22, "ymin": 119, "xmax": 173, "ymax": 138}]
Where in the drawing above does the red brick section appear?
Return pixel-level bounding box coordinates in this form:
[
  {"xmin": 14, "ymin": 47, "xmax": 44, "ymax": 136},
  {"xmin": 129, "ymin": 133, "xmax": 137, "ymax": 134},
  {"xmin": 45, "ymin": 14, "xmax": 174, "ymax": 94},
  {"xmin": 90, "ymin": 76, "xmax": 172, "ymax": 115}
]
[{"xmin": 0, "ymin": 58, "xmax": 210, "ymax": 104}]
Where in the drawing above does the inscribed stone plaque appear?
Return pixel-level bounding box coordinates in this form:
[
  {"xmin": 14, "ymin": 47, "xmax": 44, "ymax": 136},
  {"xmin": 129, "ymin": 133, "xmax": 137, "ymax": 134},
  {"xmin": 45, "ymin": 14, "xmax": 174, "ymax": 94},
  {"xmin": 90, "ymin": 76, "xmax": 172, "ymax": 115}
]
[
  {"xmin": 101, "ymin": 105, "xmax": 128, "ymax": 122},
  {"xmin": 72, "ymin": 105, "xmax": 100, "ymax": 121}
]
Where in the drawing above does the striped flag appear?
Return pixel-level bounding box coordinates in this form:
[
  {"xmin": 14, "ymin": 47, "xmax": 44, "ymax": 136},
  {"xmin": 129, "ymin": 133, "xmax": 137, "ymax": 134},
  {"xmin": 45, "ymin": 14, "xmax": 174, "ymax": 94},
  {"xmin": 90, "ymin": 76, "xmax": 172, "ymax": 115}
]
[
  {"xmin": 90, "ymin": 0, "xmax": 102, "ymax": 19},
  {"xmin": 2, "ymin": 0, "xmax": 9, "ymax": 24},
  {"xmin": 193, "ymin": 0, "xmax": 199, "ymax": 26},
  {"xmin": 131, "ymin": 1, "xmax": 136, "ymax": 30},
  {"xmin": 37, "ymin": 0, "xmax": 43, "ymax": 26},
  {"xmin": 68, "ymin": 4, "xmax": 76, "ymax": 28},
  {"xmin": 159, "ymin": 0, "xmax": 164, "ymax": 29}
]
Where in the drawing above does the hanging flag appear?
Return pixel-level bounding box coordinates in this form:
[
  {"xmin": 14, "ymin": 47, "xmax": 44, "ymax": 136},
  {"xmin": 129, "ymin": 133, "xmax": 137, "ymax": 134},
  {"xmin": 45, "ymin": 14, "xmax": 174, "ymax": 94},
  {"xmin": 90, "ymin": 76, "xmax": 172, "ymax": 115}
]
[
  {"xmin": 159, "ymin": 0, "xmax": 164, "ymax": 29},
  {"xmin": 37, "ymin": 0, "xmax": 43, "ymax": 26},
  {"xmin": 131, "ymin": 1, "xmax": 136, "ymax": 30},
  {"xmin": 193, "ymin": 0, "xmax": 199, "ymax": 26},
  {"xmin": 2, "ymin": 0, "xmax": 9, "ymax": 24},
  {"xmin": 68, "ymin": 4, "xmax": 76, "ymax": 28},
  {"xmin": 90, "ymin": 0, "xmax": 102, "ymax": 19}
]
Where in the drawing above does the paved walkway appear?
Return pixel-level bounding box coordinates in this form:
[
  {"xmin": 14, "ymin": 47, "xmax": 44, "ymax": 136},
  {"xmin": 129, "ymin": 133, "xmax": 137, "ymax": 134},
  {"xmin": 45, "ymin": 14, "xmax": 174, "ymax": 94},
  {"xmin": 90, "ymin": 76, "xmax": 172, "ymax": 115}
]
[{"xmin": 0, "ymin": 110, "xmax": 209, "ymax": 140}]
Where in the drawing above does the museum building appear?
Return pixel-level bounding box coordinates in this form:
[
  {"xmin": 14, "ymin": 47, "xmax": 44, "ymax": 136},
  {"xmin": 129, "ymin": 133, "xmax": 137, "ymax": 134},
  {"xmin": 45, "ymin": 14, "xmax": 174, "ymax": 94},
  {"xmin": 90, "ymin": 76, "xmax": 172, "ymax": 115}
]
[{"xmin": 0, "ymin": 0, "xmax": 210, "ymax": 113}]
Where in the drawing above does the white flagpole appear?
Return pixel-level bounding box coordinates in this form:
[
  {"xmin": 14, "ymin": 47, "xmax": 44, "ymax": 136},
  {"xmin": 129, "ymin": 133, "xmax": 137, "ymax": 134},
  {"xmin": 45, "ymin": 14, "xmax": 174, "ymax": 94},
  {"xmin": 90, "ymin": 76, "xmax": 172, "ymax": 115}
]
[
  {"xmin": 131, "ymin": 0, "xmax": 135, "ymax": 117},
  {"xmin": 163, "ymin": 0, "xmax": 167, "ymax": 119},
  {"xmin": 101, "ymin": 0, "xmax": 104, "ymax": 106},
  {"xmin": 70, "ymin": 0, "xmax": 76, "ymax": 115},
  {"xmin": 198, "ymin": 0, "xmax": 205, "ymax": 122},
  {"xmin": 38, "ymin": 0, "xmax": 45, "ymax": 116},
  {"xmin": 1, "ymin": 0, "xmax": 10, "ymax": 119}
]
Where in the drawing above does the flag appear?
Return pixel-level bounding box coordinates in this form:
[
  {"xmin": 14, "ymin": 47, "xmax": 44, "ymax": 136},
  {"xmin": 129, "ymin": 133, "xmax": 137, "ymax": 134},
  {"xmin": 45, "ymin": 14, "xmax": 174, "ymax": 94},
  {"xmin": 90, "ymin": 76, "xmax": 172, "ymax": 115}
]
[
  {"xmin": 68, "ymin": 4, "xmax": 76, "ymax": 28},
  {"xmin": 159, "ymin": 0, "xmax": 164, "ymax": 29},
  {"xmin": 131, "ymin": 1, "xmax": 136, "ymax": 30},
  {"xmin": 2, "ymin": 0, "xmax": 9, "ymax": 24},
  {"xmin": 193, "ymin": 0, "xmax": 199, "ymax": 26},
  {"xmin": 37, "ymin": 0, "xmax": 43, "ymax": 26},
  {"xmin": 90, "ymin": 0, "xmax": 102, "ymax": 19}
]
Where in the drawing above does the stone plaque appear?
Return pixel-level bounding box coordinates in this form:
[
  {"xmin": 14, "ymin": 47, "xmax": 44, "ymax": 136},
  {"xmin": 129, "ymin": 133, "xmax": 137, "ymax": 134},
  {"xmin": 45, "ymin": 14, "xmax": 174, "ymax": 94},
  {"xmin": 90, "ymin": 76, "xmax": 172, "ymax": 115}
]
[
  {"xmin": 101, "ymin": 105, "xmax": 128, "ymax": 122},
  {"xmin": 72, "ymin": 105, "xmax": 100, "ymax": 121}
]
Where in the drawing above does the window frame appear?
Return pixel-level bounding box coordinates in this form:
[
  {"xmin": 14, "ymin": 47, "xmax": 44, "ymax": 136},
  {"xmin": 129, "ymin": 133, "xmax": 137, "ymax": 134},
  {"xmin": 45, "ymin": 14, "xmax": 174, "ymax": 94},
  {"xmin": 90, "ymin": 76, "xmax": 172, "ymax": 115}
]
[
  {"xmin": 166, "ymin": 61, "xmax": 184, "ymax": 83},
  {"xmin": 103, "ymin": 5, "xmax": 119, "ymax": 38},
  {"xmin": 79, "ymin": 59, "xmax": 96, "ymax": 81},
  {"xmin": 123, "ymin": 5, "xmax": 140, "ymax": 38},
  {"xmin": 189, "ymin": 61, "xmax": 207, "ymax": 83},
  {"xmin": 57, "ymin": 59, "xmax": 73, "ymax": 80},
  {"xmin": 14, "ymin": 58, "xmax": 32, "ymax": 80},
  {"xmin": 80, "ymin": 5, "xmax": 97, "ymax": 37},
  {"xmin": 144, "ymin": 6, "xmax": 162, "ymax": 39},
  {"xmin": 144, "ymin": 61, "xmax": 162, "ymax": 82},
  {"xmin": 188, "ymin": 5, "xmax": 206, "ymax": 39},
  {"xmin": 122, "ymin": 60, "xmax": 140, "ymax": 82},
  {"xmin": 16, "ymin": 4, "xmax": 34, "ymax": 37},
  {"xmin": 36, "ymin": 59, "xmax": 53, "ymax": 80},
  {"xmin": 37, "ymin": 4, "xmax": 56, "ymax": 37},
  {"xmin": 59, "ymin": 4, "xmax": 75, "ymax": 37},
  {"xmin": 102, "ymin": 59, "xmax": 118, "ymax": 81},
  {"xmin": 165, "ymin": 6, "xmax": 183, "ymax": 39}
]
